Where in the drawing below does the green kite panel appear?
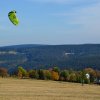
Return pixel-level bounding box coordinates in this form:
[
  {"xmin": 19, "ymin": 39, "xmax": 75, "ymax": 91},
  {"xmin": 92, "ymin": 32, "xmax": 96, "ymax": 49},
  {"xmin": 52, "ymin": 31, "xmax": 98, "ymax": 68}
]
[{"xmin": 8, "ymin": 10, "xmax": 19, "ymax": 25}]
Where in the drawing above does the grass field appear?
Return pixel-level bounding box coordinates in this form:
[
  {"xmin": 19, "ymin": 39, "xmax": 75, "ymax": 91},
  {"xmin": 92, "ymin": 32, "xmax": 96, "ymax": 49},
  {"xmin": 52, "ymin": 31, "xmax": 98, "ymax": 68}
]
[{"xmin": 0, "ymin": 78, "xmax": 100, "ymax": 100}]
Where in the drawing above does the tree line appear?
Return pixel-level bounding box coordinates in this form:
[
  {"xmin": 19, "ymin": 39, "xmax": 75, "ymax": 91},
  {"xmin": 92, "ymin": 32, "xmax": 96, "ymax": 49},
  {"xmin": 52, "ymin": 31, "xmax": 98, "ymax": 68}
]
[{"xmin": 0, "ymin": 67, "xmax": 100, "ymax": 84}]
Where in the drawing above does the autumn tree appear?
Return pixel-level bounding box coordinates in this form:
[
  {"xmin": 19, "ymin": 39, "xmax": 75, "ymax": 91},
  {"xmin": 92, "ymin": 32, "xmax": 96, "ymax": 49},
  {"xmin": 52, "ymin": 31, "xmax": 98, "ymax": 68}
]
[
  {"xmin": 84, "ymin": 68, "xmax": 96, "ymax": 83},
  {"xmin": 51, "ymin": 71, "xmax": 59, "ymax": 81},
  {"xmin": 0, "ymin": 67, "xmax": 8, "ymax": 78},
  {"xmin": 53, "ymin": 67, "xmax": 60, "ymax": 74},
  {"xmin": 95, "ymin": 70, "xmax": 100, "ymax": 80}
]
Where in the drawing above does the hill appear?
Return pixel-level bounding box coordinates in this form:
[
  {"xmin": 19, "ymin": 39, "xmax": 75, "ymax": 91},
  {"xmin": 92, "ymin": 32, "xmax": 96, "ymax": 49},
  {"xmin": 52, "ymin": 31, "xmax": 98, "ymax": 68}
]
[{"xmin": 0, "ymin": 44, "xmax": 100, "ymax": 70}]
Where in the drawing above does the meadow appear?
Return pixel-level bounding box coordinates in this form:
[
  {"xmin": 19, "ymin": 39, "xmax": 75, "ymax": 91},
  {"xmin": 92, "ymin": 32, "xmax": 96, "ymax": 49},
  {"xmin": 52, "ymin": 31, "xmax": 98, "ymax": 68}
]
[{"xmin": 0, "ymin": 78, "xmax": 100, "ymax": 100}]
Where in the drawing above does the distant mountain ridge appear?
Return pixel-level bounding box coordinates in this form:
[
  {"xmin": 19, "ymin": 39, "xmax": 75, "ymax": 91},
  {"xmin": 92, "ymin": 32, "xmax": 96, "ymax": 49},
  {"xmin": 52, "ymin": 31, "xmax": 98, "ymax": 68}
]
[{"xmin": 0, "ymin": 44, "xmax": 100, "ymax": 70}]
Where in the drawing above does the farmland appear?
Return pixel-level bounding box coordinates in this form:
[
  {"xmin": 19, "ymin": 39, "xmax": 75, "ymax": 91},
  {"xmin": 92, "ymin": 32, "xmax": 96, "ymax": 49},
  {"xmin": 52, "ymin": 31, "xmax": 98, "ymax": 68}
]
[{"xmin": 0, "ymin": 78, "xmax": 100, "ymax": 100}]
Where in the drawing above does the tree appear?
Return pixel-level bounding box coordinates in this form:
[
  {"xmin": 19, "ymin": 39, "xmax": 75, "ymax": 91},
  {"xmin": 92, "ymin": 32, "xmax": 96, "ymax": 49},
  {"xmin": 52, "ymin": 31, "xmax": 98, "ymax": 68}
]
[
  {"xmin": 44, "ymin": 70, "xmax": 51, "ymax": 80},
  {"xmin": 76, "ymin": 71, "xmax": 82, "ymax": 83},
  {"xmin": 0, "ymin": 67, "xmax": 8, "ymax": 78},
  {"xmin": 18, "ymin": 70, "xmax": 22, "ymax": 78},
  {"xmin": 81, "ymin": 70, "xmax": 86, "ymax": 86},
  {"xmin": 69, "ymin": 73, "xmax": 77, "ymax": 82},
  {"xmin": 51, "ymin": 71, "xmax": 59, "ymax": 81},
  {"xmin": 18, "ymin": 66, "xmax": 27, "ymax": 78},
  {"xmin": 84, "ymin": 68, "xmax": 96, "ymax": 83},
  {"xmin": 29, "ymin": 70, "xmax": 39, "ymax": 79},
  {"xmin": 53, "ymin": 67, "xmax": 60, "ymax": 74},
  {"xmin": 95, "ymin": 70, "xmax": 100, "ymax": 84},
  {"xmin": 38, "ymin": 69, "xmax": 45, "ymax": 80},
  {"xmin": 60, "ymin": 70, "xmax": 69, "ymax": 81},
  {"xmin": 96, "ymin": 70, "xmax": 100, "ymax": 79}
]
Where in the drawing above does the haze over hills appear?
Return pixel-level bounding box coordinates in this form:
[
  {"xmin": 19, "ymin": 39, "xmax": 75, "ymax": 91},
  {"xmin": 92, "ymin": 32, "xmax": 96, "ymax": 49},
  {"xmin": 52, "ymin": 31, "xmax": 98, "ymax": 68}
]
[{"xmin": 0, "ymin": 44, "xmax": 100, "ymax": 71}]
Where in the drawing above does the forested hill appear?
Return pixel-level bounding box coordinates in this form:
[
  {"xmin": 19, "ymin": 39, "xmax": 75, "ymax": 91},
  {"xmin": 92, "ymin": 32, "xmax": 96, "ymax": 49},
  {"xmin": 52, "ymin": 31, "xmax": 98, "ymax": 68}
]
[{"xmin": 0, "ymin": 44, "xmax": 100, "ymax": 70}]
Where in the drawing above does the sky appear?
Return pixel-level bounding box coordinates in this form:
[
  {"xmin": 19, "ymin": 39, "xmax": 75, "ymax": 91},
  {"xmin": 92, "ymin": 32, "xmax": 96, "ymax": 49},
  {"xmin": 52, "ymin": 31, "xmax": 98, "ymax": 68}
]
[{"xmin": 0, "ymin": 0, "xmax": 100, "ymax": 46}]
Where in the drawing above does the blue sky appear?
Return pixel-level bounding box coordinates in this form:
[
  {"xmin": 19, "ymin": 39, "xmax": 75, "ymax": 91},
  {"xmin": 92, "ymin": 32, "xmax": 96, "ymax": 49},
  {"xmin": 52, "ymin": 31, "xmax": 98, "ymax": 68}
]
[{"xmin": 0, "ymin": 0, "xmax": 100, "ymax": 46}]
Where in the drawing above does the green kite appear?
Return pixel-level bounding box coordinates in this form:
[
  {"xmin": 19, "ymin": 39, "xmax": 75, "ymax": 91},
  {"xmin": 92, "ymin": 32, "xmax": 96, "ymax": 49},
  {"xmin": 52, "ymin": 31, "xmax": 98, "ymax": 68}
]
[{"xmin": 8, "ymin": 10, "xmax": 19, "ymax": 25}]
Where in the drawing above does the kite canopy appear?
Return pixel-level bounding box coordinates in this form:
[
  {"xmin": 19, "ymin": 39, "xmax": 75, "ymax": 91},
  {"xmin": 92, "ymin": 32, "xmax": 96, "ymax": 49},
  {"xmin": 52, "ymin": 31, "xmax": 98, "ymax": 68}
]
[{"xmin": 8, "ymin": 10, "xmax": 19, "ymax": 25}]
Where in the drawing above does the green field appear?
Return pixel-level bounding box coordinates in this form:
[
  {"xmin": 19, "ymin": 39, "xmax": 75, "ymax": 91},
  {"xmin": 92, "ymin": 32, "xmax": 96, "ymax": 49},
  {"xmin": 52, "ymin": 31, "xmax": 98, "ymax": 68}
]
[{"xmin": 0, "ymin": 78, "xmax": 100, "ymax": 100}]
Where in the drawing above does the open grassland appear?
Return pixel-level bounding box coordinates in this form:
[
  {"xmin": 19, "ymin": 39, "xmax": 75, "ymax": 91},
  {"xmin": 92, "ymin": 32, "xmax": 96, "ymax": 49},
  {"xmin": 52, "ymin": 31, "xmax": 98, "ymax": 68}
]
[{"xmin": 0, "ymin": 78, "xmax": 100, "ymax": 100}]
